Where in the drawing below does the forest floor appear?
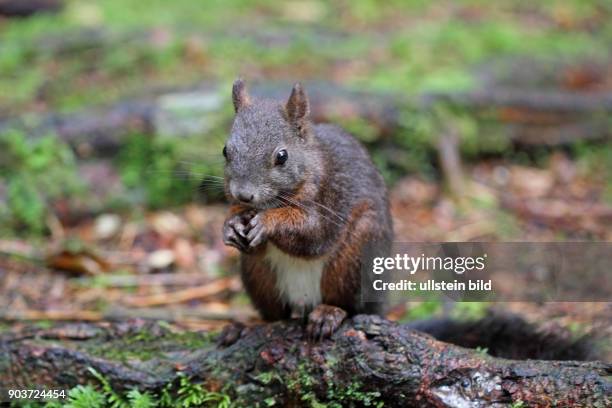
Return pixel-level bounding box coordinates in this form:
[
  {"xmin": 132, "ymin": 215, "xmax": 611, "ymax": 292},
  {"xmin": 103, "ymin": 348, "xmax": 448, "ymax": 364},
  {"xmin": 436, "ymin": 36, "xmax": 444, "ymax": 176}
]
[
  {"xmin": 2, "ymin": 153, "xmax": 610, "ymax": 360},
  {"xmin": 1, "ymin": 0, "xmax": 611, "ymax": 367}
]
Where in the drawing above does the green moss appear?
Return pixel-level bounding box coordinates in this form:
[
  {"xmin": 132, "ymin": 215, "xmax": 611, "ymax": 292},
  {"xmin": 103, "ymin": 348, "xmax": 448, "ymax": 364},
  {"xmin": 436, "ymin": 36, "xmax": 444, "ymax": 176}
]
[
  {"xmin": 451, "ymin": 302, "xmax": 490, "ymax": 320},
  {"xmin": 0, "ymin": 131, "xmax": 84, "ymax": 236},
  {"xmin": 255, "ymin": 371, "xmax": 283, "ymax": 386},
  {"xmin": 285, "ymin": 362, "xmax": 384, "ymax": 407},
  {"xmin": 116, "ymin": 133, "xmax": 225, "ymax": 209},
  {"xmin": 324, "ymin": 381, "xmax": 384, "ymax": 408},
  {"xmin": 399, "ymin": 301, "xmax": 443, "ymax": 322},
  {"xmin": 574, "ymin": 142, "xmax": 612, "ymax": 205},
  {"xmin": 0, "ymin": 321, "xmax": 11, "ymax": 333},
  {"xmin": 263, "ymin": 396, "xmax": 277, "ymax": 406},
  {"xmin": 86, "ymin": 327, "xmax": 214, "ymax": 363}
]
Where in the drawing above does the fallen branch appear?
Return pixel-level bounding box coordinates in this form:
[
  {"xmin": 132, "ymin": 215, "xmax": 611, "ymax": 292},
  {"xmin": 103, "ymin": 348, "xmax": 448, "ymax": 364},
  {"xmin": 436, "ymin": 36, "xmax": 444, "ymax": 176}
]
[
  {"xmin": 0, "ymin": 81, "xmax": 402, "ymax": 155},
  {"xmin": 0, "ymin": 305, "xmax": 254, "ymax": 323},
  {"xmin": 504, "ymin": 119, "xmax": 612, "ymax": 146},
  {"xmin": 122, "ymin": 276, "xmax": 240, "ymax": 307},
  {"xmin": 73, "ymin": 272, "xmax": 213, "ymax": 288},
  {"xmin": 1, "ymin": 316, "xmax": 609, "ymax": 407},
  {"xmin": 0, "ymin": 309, "xmax": 103, "ymax": 321},
  {"xmin": 2, "ymin": 81, "xmax": 611, "ymax": 158},
  {"xmin": 426, "ymin": 88, "xmax": 612, "ymax": 113}
]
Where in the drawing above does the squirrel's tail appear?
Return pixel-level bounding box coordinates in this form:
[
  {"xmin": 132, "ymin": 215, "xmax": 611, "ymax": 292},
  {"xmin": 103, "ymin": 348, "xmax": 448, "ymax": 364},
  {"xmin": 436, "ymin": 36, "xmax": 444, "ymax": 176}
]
[{"xmin": 408, "ymin": 312, "xmax": 596, "ymax": 361}]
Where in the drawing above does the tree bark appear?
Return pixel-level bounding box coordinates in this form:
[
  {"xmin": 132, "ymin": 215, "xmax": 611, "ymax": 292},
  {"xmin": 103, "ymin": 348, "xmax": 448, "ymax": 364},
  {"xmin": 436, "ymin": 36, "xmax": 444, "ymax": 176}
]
[{"xmin": 1, "ymin": 316, "xmax": 609, "ymax": 407}]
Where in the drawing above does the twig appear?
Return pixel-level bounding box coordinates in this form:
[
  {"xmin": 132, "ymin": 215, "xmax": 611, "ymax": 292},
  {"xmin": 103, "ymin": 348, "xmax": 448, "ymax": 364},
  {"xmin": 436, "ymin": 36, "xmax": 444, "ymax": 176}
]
[
  {"xmin": 122, "ymin": 276, "xmax": 240, "ymax": 307},
  {"xmin": 437, "ymin": 128, "xmax": 465, "ymax": 198},
  {"xmin": 0, "ymin": 309, "xmax": 103, "ymax": 321},
  {"xmin": 105, "ymin": 305, "xmax": 256, "ymax": 321},
  {"xmin": 73, "ymin": 272, "xmax": 212, "ymax": 288}
]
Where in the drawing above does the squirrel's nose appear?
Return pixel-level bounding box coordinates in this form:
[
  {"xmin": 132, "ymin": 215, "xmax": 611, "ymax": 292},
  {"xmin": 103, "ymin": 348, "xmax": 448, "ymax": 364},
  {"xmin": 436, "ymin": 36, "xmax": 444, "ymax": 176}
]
[{"xmin": 237, "ymin": 192, "xmax": 254, "ymax": 203}]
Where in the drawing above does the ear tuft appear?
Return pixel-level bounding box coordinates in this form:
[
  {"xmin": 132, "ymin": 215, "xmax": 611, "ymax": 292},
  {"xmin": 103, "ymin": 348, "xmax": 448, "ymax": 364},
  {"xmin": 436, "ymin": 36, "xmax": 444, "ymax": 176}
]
[
  {"xmin": 286, "ymin": 83, "xmax": 310, "ymax": 126},
  {"xmin": 232, "ymin": 78, "xmax": 251, "ymax": 112}
]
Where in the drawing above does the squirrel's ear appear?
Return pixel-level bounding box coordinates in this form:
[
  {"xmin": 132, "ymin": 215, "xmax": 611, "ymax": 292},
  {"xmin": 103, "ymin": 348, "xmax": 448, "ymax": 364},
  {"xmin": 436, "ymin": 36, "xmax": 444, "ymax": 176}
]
[
  {"xmin": 232, "ymin": 78, "xmax": 251, "ymax": 112},
  {"xmin": 285, "ymin": 83, "xmax": 310, "ymax": 126}
]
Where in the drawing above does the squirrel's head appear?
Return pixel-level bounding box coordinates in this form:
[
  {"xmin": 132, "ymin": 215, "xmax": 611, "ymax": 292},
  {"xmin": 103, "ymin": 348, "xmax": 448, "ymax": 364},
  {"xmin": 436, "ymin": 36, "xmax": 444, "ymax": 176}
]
[{"xmin": 223, "ymin": 79, "xmax": 318, "ymax": 209}]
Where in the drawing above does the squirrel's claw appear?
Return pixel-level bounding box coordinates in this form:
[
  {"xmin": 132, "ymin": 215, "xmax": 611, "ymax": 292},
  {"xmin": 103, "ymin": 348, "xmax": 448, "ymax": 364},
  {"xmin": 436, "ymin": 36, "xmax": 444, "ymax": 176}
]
[
  {"xmin": 306, "ymin": 304, "xmax": 347, "ymax": 341},
  {"xmin": 223, "ymin": 214, "xmax": 250, "ymax": 252},
  {"xmin": 246, "ymin": 214, "xmax": 267, "ymax": 248},
  {"xmin": 223, "ymin": 230, "xmax": 248, "ymax": 252},
  {"xmin": 234, "ymin": 222, "xmax": 247, "ymax": 238}
]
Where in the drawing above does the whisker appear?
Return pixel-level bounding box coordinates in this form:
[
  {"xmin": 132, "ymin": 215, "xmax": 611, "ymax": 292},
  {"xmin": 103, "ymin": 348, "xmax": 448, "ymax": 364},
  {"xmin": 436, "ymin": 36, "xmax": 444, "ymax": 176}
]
[
  {"xmin": 198, "ymin": 185, "xmax": 225, "ymax": 190},
  {"xmin": 198, "ymin": 183, "xmax": 225, "ymax": 189},
  {"xmin": 143, "ymin": 166, "xmax": 225, "ymax": 181},
  {"xmin": 199, "ymin": 177, "xmax": 225, "ymax": 183},
  {"xmin": 177, "ymin": 159, "xmax": 225, "ymax": 167},
  {"xmin": 277, "ymin": 193, "xmax": 347, "ymax": 232},
  {"xmin": 301, "ymin": 197, "xmax": 348, "ymax": 223},
  {"xmin": 198, "ymin": 179, "xmax": 225, "ymax": 185}
]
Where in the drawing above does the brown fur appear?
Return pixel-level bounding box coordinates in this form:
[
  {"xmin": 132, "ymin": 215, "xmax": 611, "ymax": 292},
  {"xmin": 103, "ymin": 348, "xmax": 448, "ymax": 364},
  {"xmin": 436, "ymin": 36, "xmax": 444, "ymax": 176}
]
[
  {"xmin": 240, "ymin": 254, "xmax": 290, "ymax": 321},
  {"xmin": 321, "ymin": 200, "xmax": 376, "ymax": 313},
  {"xmin": 228, "ymin": 204, "xmax": 250, "ymax": 216}
]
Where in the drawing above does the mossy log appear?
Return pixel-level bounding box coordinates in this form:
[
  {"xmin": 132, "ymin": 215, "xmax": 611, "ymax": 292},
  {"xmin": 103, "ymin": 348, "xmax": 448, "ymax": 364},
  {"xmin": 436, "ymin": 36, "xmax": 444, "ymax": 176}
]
[{"xmin": 1, "ymin": 316, "xmax": 610, "ymax": 407}]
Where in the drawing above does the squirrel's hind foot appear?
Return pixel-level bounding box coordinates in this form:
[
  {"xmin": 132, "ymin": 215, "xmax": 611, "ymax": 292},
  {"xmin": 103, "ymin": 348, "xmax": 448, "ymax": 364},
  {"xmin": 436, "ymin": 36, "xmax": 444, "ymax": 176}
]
[{"xmin": 306, "ymin": 304, "xmax": 347, "ymax": 341}]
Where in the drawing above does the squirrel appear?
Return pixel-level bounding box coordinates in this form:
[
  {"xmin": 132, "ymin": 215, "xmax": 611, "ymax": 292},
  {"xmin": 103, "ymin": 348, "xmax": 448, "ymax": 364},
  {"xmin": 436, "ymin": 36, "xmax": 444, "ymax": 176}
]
[
  {"xmin": 218, "ymin": 79, "xmax": 597, "ymax": 361},
  {"xmin": 221, "ymin": 79, "xmax": 392, "ymax": 339}
]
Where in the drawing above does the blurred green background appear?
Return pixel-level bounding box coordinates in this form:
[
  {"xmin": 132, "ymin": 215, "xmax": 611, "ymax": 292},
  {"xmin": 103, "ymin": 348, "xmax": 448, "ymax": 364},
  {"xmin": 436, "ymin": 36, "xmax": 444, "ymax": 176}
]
[{"xmin": 0, "ymin": 0, "xmax": 610, "ymax": 236}]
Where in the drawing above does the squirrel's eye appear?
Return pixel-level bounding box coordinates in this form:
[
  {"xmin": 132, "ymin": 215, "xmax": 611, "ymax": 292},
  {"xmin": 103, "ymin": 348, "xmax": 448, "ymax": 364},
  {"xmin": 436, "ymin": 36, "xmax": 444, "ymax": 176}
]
[
  {"xmin": 222, "ymin": 146, "xmax": 227, "ymax": 158},
  {"xmin": 275, "ymin": 149, "xmax": 288, "ymax": 165}
]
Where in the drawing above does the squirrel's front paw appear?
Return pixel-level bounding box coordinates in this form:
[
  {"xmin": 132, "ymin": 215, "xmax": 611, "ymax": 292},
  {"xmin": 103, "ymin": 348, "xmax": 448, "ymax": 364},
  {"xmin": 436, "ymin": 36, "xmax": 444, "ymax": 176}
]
[
  {"xmin": 246, "ymin": 213, "xmax": 268, "ymax": 249},
  {"xmin": 223, "ymin": 212, "xmax": 253, "ymax": 253}
]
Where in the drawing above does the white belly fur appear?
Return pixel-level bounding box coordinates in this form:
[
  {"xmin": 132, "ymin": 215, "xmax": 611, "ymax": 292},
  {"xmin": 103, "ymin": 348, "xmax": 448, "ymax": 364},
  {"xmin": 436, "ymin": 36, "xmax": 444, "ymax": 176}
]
[{"xmin": 265, "ymin": 243, "xmax": 326, "ymax": 310}]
